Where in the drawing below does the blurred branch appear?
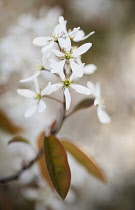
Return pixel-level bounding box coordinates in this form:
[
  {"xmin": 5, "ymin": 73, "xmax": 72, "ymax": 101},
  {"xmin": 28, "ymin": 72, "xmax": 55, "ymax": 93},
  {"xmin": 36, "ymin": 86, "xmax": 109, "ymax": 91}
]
[
  {"xmin": 0, "ymin": 149, "xmax": 43, "ymax": 184},
  {"xmin": 0, "ymin": 96, "xmax": 66, "ymax": 184}
]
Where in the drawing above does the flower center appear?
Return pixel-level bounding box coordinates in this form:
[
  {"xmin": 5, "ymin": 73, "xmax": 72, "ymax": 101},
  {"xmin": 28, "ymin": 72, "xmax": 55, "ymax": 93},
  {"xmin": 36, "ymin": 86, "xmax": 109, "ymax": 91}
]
[
  {"xmin": 50, "ymin": 33, "xmax": 58, "ymax": 42},
  {"xmin": 100, "ymin": 98, "xmax": 105, "ymax": 105},
  {"xmin": 96, "ymin": 98, "xmax": 105, "ymax": 108},
  {"xmin": 35, "ymin": 64, "xmax": 44, "ymax": 71},
  {"xmin": 64, "ymin": 52, "xmax": 72, "ymax": 61},
  {"xmin": 61, "ymin": 79, "xmax": 74, "ymax": 88},
  {"xmin": 51, "ymin": 32, "xmax": 64, "ymax": 42},
  {"xmin": 35, "ymin": 93, "xmax": 42, "ymax": 100}
]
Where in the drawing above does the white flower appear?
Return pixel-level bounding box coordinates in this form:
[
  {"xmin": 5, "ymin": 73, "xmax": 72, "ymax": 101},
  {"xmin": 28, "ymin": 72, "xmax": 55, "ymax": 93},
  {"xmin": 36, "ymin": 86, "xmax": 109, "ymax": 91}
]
[
  {"xmin": 49, "ymin": 74, "xmax": 91, "ymax": 110},
  {"xmin": 20, "ymin": 50, "xmax": 55, "ymax": 83},
  {"xmin": 76, "ymin": 56, "xmax": 97, "ymax": 75},
  {"xmin": 69, "ymin": 28, "xmax": 95, "ymax": 42},
  {"xmin": 20, "ymin": 68, "xmax": 41, "ymax": 83},
  {"xmin": 87, "ymin": 82, "xmax": 111, "ymax": 123},
  {"xmin": 58, "ymin": 16, "xmax": 95, "ymax": 42},
  {"xmin": 17, "ymin": 78, "xmax": 55, "ymax": 118},
  {"xmin": 33, "ymin": 15, "xmax": 94, "ymax": 54},
  {"xmin": 33, "ymin": 16, "xmax": 67, "ymax": 53},
  {"xmin": 83, "ymin": 64, "xmax": 97, "ymax": 74},
  {"xmin": 58, "ymin": 16, "xmax": 68, "ymax": 35},
  {"xmin": 51, "ymin": 36, "xmax": 92, "ymax": 78}
]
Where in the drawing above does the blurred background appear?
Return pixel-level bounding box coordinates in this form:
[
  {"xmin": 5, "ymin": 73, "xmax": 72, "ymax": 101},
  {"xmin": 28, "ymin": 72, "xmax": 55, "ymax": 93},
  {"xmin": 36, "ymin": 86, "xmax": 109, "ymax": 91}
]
[{"xmin": 1, "ymin": 0, "xmax": 135, "ymax": 209}]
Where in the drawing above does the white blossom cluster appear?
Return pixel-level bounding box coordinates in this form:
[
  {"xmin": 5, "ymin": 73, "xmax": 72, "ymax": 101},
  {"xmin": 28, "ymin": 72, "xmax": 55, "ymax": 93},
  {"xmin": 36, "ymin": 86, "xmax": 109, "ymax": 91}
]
[
  {"xmin": 17, "ymin": 16, "xmax": 111, "ymax": 123},
  {"xmin": 0, "ymin": 7, "xmax": 62, "ymax": 83}
]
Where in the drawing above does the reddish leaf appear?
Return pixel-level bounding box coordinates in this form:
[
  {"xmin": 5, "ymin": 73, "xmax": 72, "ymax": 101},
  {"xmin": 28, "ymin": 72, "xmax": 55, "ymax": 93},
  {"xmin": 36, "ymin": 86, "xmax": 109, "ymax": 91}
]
[
  {"xmin": 0, "ymin": 110, "xmax": 22, "ymax": 134},
  {"xmin": 37, "ymin": 132, "xmax": 54, "ymax": 189},
  {"xmin": 44, "ymin": 136, "xmax": 71, "ymax": 199},
  {"xmin": 73, "ymin": 98, "xmax": 94, "ymax": 113},
  {"xmin": 62, "ymin": 140, "xmax": 107, "ymax": 183},
  {"xmin": 8, "ymin": 136, "xmax": 29, "ymax": 145}
]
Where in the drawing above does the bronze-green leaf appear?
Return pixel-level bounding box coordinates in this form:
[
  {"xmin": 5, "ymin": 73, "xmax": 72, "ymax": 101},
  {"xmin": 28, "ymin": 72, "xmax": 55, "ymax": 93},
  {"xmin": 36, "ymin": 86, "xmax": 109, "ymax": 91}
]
[
  {"xmin": 44, "ymin": 136, "xmax": 71, "ymax": 199},
  {"xmin": 73, "ymin": 98, "xmax": 94, "ymax": 113},
  {"xmin": 62, "ymin": 140, "xmax": 107, "ymax": 183},
  {"xmin": 8, "ymin": 136, "xmax": 29, "ymax": 145},
  {"xmin": 0, "ymin": 110, "xmax": 22, "ymax": 134},
  {"xmin": 37, "ymin": 132, "xmax": 54, "ymax": 189}
]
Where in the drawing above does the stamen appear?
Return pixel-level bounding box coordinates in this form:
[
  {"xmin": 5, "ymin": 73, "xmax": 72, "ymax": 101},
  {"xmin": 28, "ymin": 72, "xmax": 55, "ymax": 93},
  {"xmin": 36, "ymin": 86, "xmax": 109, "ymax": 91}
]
[
  {"xmin": 35, "ymin": 93, "xmax": 42, "ymax": 100},
  {"xmin": 61, "ymin": 79, "xmax": 74, "ymax": 88},
  {"xmin": 35, "ymin": 64, "xmax": 44, "ymax": 71}
]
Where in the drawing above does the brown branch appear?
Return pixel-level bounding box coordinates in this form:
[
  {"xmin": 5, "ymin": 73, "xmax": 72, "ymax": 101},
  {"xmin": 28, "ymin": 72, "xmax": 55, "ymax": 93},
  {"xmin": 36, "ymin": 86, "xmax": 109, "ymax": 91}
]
[{"xmin": 44, "ymin": 95, "xmax": 62, "ymax": 104}]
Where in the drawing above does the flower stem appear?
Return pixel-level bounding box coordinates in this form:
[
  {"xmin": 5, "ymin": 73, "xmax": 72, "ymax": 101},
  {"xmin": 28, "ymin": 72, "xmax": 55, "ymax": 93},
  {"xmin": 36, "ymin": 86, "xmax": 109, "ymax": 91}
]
[{"xmin": 44, "ymin": 95, "xmax": 62, "ymax": 104}]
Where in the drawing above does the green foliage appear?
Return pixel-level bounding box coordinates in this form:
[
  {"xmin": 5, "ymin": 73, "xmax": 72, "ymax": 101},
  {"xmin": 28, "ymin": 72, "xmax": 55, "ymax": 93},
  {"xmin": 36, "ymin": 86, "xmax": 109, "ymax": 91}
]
[
  {"xmin": 37, "ymin": 132, "xmax": 54, "ymax": 189},
  {"xmin": 44, "ymin": 136, "xmax": 71, "ymax": 199},
  {"xmin": 8, "ymin": 136, "xmax": 29, "ymax": 145}
]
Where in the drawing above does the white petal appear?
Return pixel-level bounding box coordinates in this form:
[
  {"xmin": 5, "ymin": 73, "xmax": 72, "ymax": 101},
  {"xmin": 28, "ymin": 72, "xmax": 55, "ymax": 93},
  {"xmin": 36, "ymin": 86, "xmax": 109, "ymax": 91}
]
[
  {"xmin": 58, "ymin": 37, "xmax": 71, "ymax": 52},
  {"xmin": 33, "ymin": 37, "xmax": 52, "ymax": 46},
  {"xmin": 76, "ymin": 55, "xmax": 83, "ymax": 65},
  {"xmin": 51, "ymin": 49, "xmax": 64, "ymax": 57},
  {"xmin": 58, "ymin": 16, "xmax": 67, "ymax": 33},
  {"xmin": 41, "ymin": 82, "xmax": 62, "ymax": 95},
  {"xmin": 59, "ymin": 71, "xmax": 66, "ymax": 80},
  {"xmin": 94, "ymin": 98, "xmax": 99, "ymax": 106},
  {"xmin": 64, "ymin": 36, "xmax": 71, "ymax": 52},
  {"xmin": 72, "ymin": 43, "xmax": 92, "ymax": 57},
  {"xmin": 41, "ymin": 41, "xmax": 54, "ymax": 53},
  {"xmin": 71, "ymin": 84, "xmax": 91, "ymax": 95},
  {"xmin": 41, "ymin": 82, "xmax": 52, "ymax": 95},
  {"xmin": 83, "ymin": 64, "xmax": 97, "ymax": 74},
  {"xmin": 70, "ymin": 60, "xmax": 84, "ymax": 77},
  {"xmin": 65, "ymin": 36, "xmax": 71, "ymax": 52},
  {"xmin": 42, "ymin": 52, "xmax": 53, "ymax": 69},
  {"xmin": 49, "ymin": 83, "xmax": 63, "ymax": 92},
  {"xmin": 69, "ymin": 73, "xmax": 76, "ymax": 81},
  {"xmin": 42, "ymin": 51, "xmax": 50, "ymax": 60},
  {"xmin": 80, "ymin": 31, "xmax": 95, "ymax": 41},
  {"xmin": 64, "ymin": 88, "xmax": 71, "ymax": 110},
  {"xmin": 20, "ymin": 71, "xmax": 40, "ymax": 82},
  {"xmin": 95, "ymin": 83, "xmax": 101, "ymax": 98},
  {"xmin": 25, "ymin": 104, "xmax": 38, "ymax": 118},
  {"xmin": 17, "ymin": 89, "xmax": 35, "ymax": 98},
  {"xmin": 38, "ymin": 100, "xmax": 46, "ymax": 112},
  {"xmin": 51, "ymin": 60, "xmax": 65, "ymax": 75},
  {"xmin": 33, "ymin": 78, "xmax": 39, "ymax": 93},
  {"xmin": 74, "ymin": 31, "xmax": 95, "ymax": 42},
  {"xmin": 54, "ymin": 24, "xmax": 63, "ymax": 35},
  {"xmin": 97, "ymin": 107, "xmax": 111, "ymax": 124},
  {"xmin": 68, "ymin": 27, "xmax": 80, "ymax": 38},
  {"xmin": 58, "ymin": 38, "xmax": 66, "ymax": 49},
  {"xmin": 87, "ymin": 81, "xmax": 95, "ymax": 95},
  {"xmin": 72, "ymin": 30, "xmax": 85, "ymax": 41}
]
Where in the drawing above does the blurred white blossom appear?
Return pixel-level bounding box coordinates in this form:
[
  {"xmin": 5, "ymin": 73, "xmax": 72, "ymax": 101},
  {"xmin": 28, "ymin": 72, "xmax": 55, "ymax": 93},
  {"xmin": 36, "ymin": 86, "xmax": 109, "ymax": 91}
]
[
  {"xmin": 87, "ymin": 81, "xmax": 111, "ymax": 123},
  {"xmin": 0, "ymin": 7, "xmax": 62, "ymax": 83}
]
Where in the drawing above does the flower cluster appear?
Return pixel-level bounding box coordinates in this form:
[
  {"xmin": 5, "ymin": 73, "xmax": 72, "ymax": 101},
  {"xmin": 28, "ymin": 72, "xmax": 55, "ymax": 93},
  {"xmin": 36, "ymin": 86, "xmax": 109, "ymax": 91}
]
[{"xmin": 17, "ymin": 16, "xmax": 111, "ymax": 123}]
